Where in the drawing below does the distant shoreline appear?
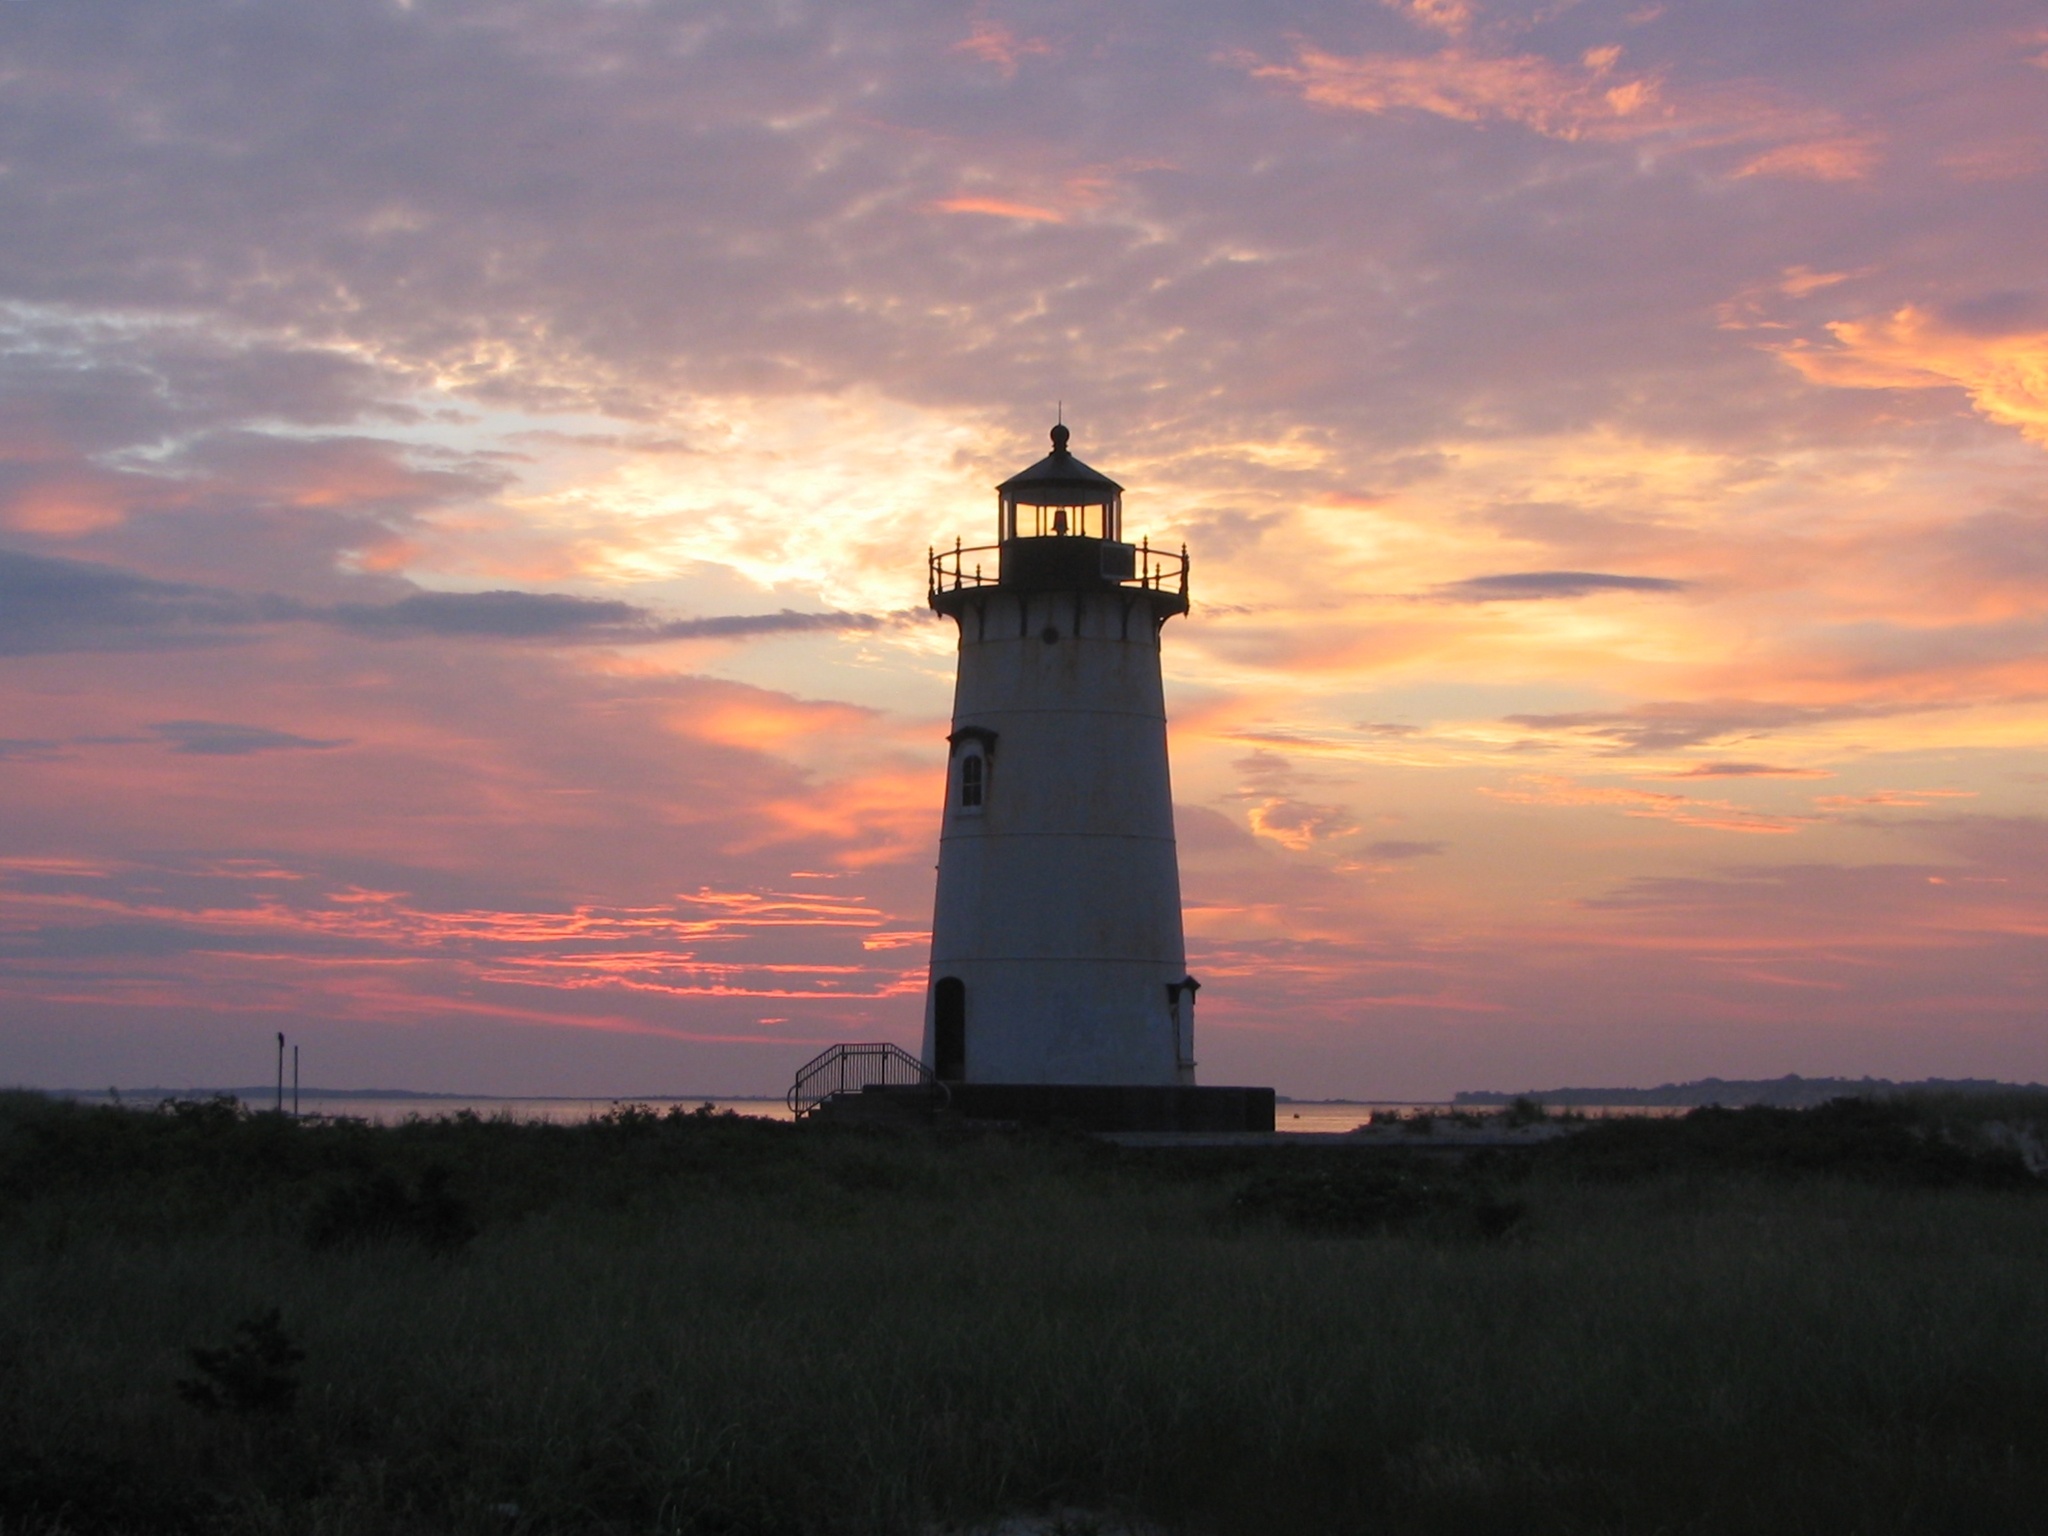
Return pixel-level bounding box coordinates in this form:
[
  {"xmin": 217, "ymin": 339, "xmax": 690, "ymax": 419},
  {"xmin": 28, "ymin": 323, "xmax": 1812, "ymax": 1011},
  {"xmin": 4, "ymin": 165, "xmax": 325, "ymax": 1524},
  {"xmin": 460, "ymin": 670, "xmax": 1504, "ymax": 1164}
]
[
  {"xmin": 36, "ymin": 1088, "xmax": 785, "ymax": 1104},
  {"xmin": 23, "ymin": 1078, "xmax": 2048, "ymax": 1112},
  {"xmin": 1453, "ymin": 1075, "xmax": 2048, "ymax": 1109}
]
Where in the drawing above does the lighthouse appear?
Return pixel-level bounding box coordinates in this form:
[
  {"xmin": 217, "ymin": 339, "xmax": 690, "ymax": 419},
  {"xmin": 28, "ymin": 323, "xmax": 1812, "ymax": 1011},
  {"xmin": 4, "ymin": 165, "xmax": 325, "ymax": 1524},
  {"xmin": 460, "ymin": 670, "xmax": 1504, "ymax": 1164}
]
[
  {"xmin": 922, "ymin": 424, "xmax": 1202, "ymax": 1090},
  {"xmin": 787, "ymin": 424, "xmax": 1270, "ymax": 1130}
]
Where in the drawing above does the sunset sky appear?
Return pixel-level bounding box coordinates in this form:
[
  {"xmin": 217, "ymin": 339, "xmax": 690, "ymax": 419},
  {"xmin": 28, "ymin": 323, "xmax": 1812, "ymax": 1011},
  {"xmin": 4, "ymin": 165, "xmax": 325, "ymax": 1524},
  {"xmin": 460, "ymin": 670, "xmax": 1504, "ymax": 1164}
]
[{"xmin": 2, "ymin": 0, "xmax": 2045, "ymax": 1098}]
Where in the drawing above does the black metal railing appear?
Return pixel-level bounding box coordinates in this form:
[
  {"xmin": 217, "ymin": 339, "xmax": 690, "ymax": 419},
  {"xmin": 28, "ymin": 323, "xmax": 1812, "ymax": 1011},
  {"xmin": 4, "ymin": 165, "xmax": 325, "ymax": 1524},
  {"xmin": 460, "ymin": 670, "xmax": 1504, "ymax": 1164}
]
[
  {"xmin": 928, "ymin": 536, "xmax": 1188, "ymax": 597},
  {"xmin": 786, "ymin": 1042, "xmax": 949, "ymax": 1119}
]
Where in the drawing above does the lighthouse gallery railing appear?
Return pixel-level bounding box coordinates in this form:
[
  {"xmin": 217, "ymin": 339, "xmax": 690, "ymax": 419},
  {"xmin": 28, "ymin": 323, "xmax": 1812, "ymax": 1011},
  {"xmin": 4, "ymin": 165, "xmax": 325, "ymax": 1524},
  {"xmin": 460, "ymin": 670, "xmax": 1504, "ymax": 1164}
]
[
  {"xmin": 929, "ymin": 537, "xmax": 1187, "ymax": 596},
  {"xmin": 786, "ymin": 1042, "xmax": 949, "ymax": 1119}
]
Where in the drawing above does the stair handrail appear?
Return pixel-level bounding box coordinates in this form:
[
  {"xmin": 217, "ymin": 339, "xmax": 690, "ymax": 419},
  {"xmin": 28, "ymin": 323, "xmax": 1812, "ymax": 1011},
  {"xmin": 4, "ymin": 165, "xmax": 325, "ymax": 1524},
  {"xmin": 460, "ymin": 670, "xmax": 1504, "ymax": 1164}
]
[{"xmin": 786, "ymin": 1042, "xmax": 950, "ymax": 1119}]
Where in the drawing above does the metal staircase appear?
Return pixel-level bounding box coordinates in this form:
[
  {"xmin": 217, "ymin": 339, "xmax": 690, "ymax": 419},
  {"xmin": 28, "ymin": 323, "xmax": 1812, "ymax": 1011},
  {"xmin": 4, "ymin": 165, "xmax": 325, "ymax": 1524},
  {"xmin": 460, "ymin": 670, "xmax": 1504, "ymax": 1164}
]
[{"xmin": 786, "ymin": 1042, "xmax": 950, "ymax": 1120}]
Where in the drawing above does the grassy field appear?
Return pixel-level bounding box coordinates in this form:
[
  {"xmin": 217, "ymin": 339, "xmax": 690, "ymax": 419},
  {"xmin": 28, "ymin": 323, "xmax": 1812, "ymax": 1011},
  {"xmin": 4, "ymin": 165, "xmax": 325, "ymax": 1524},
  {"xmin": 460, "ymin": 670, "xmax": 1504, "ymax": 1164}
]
[{"xmin": 3, "ymin": 1090, "xmax": 2047, "ymax": 1535}]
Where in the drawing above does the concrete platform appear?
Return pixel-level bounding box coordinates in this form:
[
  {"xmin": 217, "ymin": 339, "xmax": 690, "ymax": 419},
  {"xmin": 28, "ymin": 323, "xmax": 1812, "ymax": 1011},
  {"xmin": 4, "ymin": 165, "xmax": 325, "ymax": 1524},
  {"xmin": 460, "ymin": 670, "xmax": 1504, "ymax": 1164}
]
[
  {"xmin": 813, "ymin": 1081, "xmax": 1275, "ymax": 1132},
  {"xmin": 943, "ymin": 1082, "xmax": 1275, "ymax": 1133}
]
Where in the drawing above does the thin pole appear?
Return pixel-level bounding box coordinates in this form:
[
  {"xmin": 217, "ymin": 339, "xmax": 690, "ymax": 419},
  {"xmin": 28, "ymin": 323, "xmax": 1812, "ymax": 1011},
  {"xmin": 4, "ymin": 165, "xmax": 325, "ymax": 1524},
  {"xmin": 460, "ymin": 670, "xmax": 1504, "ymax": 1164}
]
[
  {"xmin": 275, "ymin": 1032, "xmax": 284, "ymax": 1114},
  {"xmin": 293, "ymin": 1046, "xmax": 300, "ymax": 1118}
]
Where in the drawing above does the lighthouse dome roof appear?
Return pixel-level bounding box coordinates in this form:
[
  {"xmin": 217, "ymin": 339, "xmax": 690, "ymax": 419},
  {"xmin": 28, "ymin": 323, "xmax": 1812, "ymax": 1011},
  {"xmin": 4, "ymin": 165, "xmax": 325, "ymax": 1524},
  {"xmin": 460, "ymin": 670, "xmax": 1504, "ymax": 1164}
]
[{"xmin": 997, "ymin": 423, "xmax": 1124, "ymax": 507}]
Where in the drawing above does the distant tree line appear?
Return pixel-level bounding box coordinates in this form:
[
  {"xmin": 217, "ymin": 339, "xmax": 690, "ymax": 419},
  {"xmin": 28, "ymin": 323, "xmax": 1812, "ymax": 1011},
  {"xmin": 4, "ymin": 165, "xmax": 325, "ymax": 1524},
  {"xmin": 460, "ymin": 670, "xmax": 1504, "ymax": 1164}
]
[{"xmin": 1453, "ymin": 1074, "xmax": 2048, "ymax": 1109}]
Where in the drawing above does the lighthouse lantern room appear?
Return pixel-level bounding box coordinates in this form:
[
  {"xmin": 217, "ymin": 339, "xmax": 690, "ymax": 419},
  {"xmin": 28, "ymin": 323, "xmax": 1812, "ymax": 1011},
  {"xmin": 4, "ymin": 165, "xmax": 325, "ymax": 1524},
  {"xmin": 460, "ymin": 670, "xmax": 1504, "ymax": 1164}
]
[{"xmin": 924, "ymin": 425, "xmax": 1200, "ymax": 1088}]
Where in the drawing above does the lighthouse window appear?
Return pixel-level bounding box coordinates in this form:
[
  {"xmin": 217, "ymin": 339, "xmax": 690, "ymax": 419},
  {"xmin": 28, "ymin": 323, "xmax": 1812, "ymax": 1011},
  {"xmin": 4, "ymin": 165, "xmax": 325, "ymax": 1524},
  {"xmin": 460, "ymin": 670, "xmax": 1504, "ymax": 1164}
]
[{"xmin": 959, "ymin": 752, "xmax": 984, "ymax": 809}]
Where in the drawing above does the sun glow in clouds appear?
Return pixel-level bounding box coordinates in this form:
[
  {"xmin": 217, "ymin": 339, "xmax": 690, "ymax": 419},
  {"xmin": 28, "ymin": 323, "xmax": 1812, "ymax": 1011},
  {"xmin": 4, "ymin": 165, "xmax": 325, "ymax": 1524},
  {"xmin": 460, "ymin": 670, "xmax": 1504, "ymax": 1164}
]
[
  {"xmin": 0, "ymin": 0, "xmax": 2044, "ymax": 1097},
  {"xmin": 494, "ymin": 393, "xmax": 1003, "ymax": 615},
  {"xmin": 1777, "ymin": 306, "xmax": 2048, "ymax": 446}
]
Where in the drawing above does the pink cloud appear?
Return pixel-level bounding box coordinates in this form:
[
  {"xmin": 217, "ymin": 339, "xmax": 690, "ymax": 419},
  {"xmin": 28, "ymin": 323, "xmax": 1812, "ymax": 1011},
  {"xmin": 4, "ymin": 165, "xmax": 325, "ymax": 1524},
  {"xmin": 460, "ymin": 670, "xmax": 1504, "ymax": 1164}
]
[
  {"xmin": 1245, "ymin": 39, "xmax": 1881, "ymax": 179},
  {"xmin": 953, "ymin": 12, "xmax": 1054, "ymax": 78},
  {"xmin": 1378, "ymin": 0, "xmax": 1475, "ymax": 40},
  {"xmin": 1731, "ymin": 138, "xmax": 1880, "ymax": 182},
  {"xmin": 1247, "ymin": 42, "xmax": 1668, "ymax": 142}
]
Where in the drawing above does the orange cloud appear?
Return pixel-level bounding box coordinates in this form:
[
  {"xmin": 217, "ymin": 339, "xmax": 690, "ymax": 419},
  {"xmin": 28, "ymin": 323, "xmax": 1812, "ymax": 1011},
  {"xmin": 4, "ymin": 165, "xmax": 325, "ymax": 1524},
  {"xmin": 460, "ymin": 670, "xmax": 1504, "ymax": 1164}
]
[
  {"xmin": 930, "ymin": 195, "xmax": 1067, "ymax": 223},
  {"xmin": 0, "ymin": 883, "xmax": 888, "ymax": 950},
  {"xmin": 3, "ymin": 475, "xmax": 136, "ymax": 535},
  {"xmin": 1657, "ymin": 762, "xmax": 1832, "ymax": 780},
  {"xmin": 1732, "ymin": 137, "xmax": 1879, "ymax": 182},
  {"xmin": 1481, "ymin": 773, "xmax": 1812, "ymax": 834},
  {"xmin": 1379, "ymin": 0, "xmax": 1474, "ymax": 39},
  {"xmin": 953, "ymin": 14, "xmax": 1054, "ymax": 77},
  {"xmin": 468, "ymin": 952, "xmax": 914, "ymax": 1001},
  {"xmin": 668, "ymin": 693, "xmax": 874, "ymax": 751},
  {"xmin": 0, "ymin": 869, "xmax": 917, "ymax": 1010},
  {"xmin": 747, "ymin": 764, "xmax": 937, "ymax": 870},
  {"xmin": 276, "ymin": 459, "xmax": 436, "ymax": 509},
  {"xmin": 1778, "ymin": 266, "xmax": 1859, "ymax": 299},
  {"xmin": 1249, "ymin": 42, "xmax": 1664, "ymax": 141},
  {"xmin": 1247, "ymin": 41, "xmax": 1878, "ymax": 179},
  {"xmin": 1814, "ymin": 789, "xmax": 1978, "ymax": 809},
  {"xmin": 1775, "ymin": 305, "xmax": 2048, "ymax": 445},
  {"xmin": 0, "ymin": 855, "xmax": 121, "ymax": 878},
  {"xmin": 1246, "ymin": 796, "xmax": 1361, "ymax": 851},
  {"xmin": 860, "ymin": 929, "xmax": 929, "ymax": 951}
]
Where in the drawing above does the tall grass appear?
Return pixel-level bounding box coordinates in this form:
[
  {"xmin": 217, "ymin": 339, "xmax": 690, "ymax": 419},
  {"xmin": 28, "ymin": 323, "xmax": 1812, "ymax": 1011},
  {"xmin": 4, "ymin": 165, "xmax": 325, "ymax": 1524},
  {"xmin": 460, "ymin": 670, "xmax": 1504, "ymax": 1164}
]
[{"xmin": 3, "ymin": 1091, "xmax": 2047, "ymax": 1534}]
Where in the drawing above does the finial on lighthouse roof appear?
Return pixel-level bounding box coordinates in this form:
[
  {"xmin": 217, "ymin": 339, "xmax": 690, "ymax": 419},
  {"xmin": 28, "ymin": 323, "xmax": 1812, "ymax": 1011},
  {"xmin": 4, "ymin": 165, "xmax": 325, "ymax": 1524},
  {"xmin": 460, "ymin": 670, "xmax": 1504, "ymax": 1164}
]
[{"xmin": 998, "ymin": 422, "xmax": 1123, "ymax": 505}]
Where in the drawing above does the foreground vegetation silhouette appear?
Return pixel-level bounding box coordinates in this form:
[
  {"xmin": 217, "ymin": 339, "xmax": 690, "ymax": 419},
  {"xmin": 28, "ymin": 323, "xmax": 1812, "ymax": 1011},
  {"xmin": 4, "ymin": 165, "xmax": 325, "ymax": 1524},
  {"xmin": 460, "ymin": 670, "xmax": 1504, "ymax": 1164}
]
[{"xmin": 2, "ymin": 1088, "xmax": 2046, "ymax": 1535}]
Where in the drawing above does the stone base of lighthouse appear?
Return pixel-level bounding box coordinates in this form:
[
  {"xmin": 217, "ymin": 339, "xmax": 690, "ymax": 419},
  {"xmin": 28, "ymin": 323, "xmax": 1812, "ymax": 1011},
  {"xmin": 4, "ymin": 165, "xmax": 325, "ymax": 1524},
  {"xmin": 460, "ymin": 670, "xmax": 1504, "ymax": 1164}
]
[{"xmin": 942, "ymin": 1082, "xmax": 1275, "ymax": 1132}]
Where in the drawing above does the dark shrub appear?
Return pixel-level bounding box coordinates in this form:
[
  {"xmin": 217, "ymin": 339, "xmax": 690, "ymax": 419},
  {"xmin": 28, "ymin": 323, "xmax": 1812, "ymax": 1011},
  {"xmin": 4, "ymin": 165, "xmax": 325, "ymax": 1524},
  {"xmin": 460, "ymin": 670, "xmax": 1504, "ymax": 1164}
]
[
  {"xmin": 175, "ymin": 1308, "xmax": 304, "ymax": 1417},
  {"xmin": 1234, "ymin": 1157, "xmax": 1524, "ymax": 1238},
  {"xmin": 306, "ymin": 1163, "xmax": 476, "ymax": 1253},
  {"xmin": 1544, "ymin": 1098, "xmax": 2041, "ymax": 1189}
]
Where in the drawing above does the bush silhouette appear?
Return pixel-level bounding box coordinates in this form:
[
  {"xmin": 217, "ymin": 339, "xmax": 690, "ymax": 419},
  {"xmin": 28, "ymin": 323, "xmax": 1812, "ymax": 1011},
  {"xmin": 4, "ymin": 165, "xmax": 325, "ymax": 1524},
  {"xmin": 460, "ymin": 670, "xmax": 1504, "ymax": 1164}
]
[
  {"xmin": 1234, "ymin": 1158, "xmax": 1524, "ymax": 1238},
  {"xmin": 176, "ymin": 1308, "xmax": 304, "ymax": 1417},
  {"xmin": 307, "ymin": 1164, "xmax": 476, "ymax": 1253},
  {"xmin": 1544, "ymin": 1098, "xmax": 2039, "ymax": 1188}
]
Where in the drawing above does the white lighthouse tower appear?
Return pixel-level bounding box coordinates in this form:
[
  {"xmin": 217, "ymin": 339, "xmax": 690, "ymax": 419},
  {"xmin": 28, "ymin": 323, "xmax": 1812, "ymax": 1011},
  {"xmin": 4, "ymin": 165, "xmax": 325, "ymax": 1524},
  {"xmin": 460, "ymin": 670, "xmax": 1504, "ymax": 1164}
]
[{"xmin": 922, "ymin": 424, "xmax": 1201, "ymax": 1088}]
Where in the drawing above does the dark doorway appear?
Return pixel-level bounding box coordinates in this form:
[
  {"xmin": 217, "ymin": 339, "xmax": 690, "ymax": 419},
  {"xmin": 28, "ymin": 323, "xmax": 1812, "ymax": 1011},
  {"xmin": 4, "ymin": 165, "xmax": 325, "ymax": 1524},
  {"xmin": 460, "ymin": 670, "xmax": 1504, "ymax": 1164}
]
[{"xmin": 933, "ymin": 976, "xmax": 966, "ymax": 1081}]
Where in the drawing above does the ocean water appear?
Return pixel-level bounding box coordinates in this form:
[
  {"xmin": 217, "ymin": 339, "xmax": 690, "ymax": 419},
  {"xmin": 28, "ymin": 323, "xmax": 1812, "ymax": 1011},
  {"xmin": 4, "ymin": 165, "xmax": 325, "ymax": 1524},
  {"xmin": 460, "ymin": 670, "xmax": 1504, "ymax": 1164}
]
[
  {"xmin": 1277, "ymin": 1102, "xmax": 1415, "ymax": 1134},
  {"xmin": 67, "ymin": 1091, "xmax": 1411, "ymax": 1130},
  {"xmin": 61, "ymin": 1091, "xmax": 797, "ymax": 1124}
]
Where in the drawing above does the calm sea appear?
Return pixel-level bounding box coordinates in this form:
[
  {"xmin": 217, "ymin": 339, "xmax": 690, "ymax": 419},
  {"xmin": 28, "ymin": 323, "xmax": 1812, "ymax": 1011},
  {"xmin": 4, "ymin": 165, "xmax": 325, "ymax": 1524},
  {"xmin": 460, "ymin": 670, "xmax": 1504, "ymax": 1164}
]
[{"xmin": 59, "ymin": 1091, "xmax": 797, "ymax": 1124}]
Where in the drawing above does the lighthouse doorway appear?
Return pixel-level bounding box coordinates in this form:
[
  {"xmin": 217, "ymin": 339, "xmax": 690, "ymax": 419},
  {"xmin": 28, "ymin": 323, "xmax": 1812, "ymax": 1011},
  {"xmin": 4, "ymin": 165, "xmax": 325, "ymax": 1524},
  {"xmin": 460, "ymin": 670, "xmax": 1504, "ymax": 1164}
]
[{"xmin": 933, "ymin": 977, "xmax": 966, "ymax": 1081}]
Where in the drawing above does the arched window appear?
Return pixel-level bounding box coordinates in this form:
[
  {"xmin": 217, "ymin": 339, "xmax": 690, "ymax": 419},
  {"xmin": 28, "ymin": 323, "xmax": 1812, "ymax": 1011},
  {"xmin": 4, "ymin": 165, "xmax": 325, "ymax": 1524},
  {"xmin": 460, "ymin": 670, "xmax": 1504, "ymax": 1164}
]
[
  {"xmin": 1167, "ymin": 977, "xmax": 1199, "ymax": 1069},
  {"xmin": 947, "ymin": 726, "xmax": 995, "ymax": 815}
]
